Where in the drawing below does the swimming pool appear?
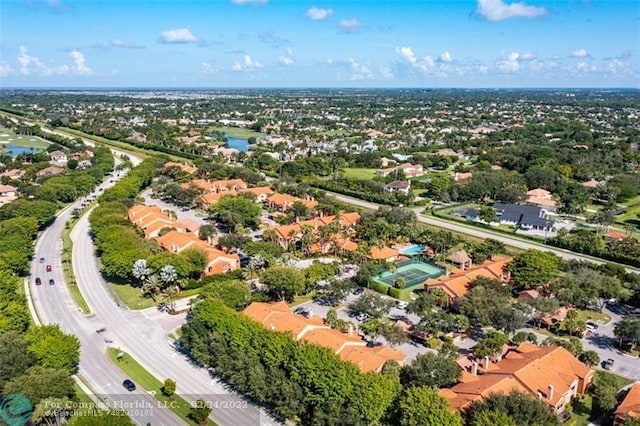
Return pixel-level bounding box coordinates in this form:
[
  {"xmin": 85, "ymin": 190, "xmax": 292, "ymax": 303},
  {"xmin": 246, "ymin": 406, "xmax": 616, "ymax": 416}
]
[{"xmin": 400, "ymin": 244, "xmax": 425, "ymax": 255}]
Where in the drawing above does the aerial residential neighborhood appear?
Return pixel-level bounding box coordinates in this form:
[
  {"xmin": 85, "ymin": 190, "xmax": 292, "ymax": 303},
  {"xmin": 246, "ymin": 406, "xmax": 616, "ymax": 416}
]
[{"xmin": 0, "ymin": 0, "xmax": 639, "ymax": 426}]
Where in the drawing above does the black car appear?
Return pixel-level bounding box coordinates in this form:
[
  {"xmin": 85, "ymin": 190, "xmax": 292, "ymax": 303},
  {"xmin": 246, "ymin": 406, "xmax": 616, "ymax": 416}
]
[
  {"xmin": 352, "ymin": 287, "xmax": 365, "ymax": 295},
  {"xmin": 122, "ymin": 379, "xmax": 136, "ymax": 391},
  {"xmin": 48, "ymin": 279, "xmax": 55, "ymax": 285},
  {"xmin": 39, "ymin": 257, "xmax": 45, "ymax": 263}
]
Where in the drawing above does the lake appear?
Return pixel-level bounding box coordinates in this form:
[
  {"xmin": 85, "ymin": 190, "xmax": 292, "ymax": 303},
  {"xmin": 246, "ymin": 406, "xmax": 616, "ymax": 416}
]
[
  {"xmin": 224, "ymin": 135, "xmax": 249, "ymax": 152},
  {"xmin": 1, "ymin": 145, "xmax": 43, "ymax": 156}
]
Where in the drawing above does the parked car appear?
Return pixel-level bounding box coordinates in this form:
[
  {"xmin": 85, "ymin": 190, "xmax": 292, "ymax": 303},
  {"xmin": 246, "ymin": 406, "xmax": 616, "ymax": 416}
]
[
  {"xmin": 122, "ymin": 379, "xmax": 136, "ymax": 391},
  {"xmin": 603, "ymin": 359, "xmax": 615, "ymax": 370},
  {"xmin": 35, "ymin": 277, "xmax": 41, "ymax": 286},
  {"xmin": 352, "ymin": 287, "xmax": 365, "ymax": 295},
  {"xmin": 396, "ymin": 301, "xmax": 408, "ymax": 309},
  {"xmin": 46, "ymin": 265, "xmax": 52, "ymax": 272},
  {"xmin": 293, "ymin": 307, "xmax": 307, "ymax": 315},
  {"xmin": 586, "ymin": 321, "xmax": 598, "ymax": 330},
  {"xmin": 39, "ymin": 257, "xmax": 45, "ymax": 263},
  {"xmin": 49, "ymin": 279, "xmax": 55, "ymax": 285}
]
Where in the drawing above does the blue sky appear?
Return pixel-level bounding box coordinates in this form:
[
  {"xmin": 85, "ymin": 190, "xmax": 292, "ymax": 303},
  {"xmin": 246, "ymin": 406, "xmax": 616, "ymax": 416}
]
[{"xmin": 0, "ymin": 0, "xmax": 638, "ymax": 87}]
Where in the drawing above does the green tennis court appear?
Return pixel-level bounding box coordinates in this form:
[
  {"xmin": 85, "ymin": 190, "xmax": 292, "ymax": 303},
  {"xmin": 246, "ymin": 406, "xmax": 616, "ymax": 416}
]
[{"xmin": 373, "ymin": 260, "xmax": 444, "ymax": 288}]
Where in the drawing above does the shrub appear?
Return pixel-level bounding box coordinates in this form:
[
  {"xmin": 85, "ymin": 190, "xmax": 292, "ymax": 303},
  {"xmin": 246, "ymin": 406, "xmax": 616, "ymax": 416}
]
[
  {"xmin": 371, "ymin": 282, "xmax": 389, "ymax": 295},
  {"xmin": 388, "ymin": 287, "xmax": 402, "ymax": 299}
]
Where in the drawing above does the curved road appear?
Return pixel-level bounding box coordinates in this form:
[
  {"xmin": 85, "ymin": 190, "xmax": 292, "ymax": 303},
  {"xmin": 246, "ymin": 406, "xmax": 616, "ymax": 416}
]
[
  {"xmin": 30, "ymin": 168, "xmax": 182, "ymax": 425},
  {"xmin": 326, "ymin": 191, "xmax": 639, "ymax": 274},
  {"xmin": 71, "ymin": 212, "xmax": 273, "ymax": 426}
]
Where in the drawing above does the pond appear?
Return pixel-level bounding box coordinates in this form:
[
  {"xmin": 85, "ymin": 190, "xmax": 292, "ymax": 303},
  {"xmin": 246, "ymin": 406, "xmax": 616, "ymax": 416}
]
[
  {"xmin": 224, "ymin": 135, "xmax": 249, "ymax": 152},
  {"xmin": 1, "ymin": 145, "xmax": 43, "ymax": 156}
]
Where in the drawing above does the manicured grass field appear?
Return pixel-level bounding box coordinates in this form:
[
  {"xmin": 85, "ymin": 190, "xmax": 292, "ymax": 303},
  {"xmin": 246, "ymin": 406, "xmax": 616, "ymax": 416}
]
[
  {"xmin": 0, "ymin": 127, "xmax": 50, "ymax": 148},
  {"xmin": 342, "ymin": 167, "xmax": 377, "ymax": 180},
  {"xmin": 209, "ymin": 126, "xmax": 265, "ymax": 139},
  {"xmin": 111, "ymin": 282, "xmax": 200, "ymax": 310},
  {"xmin": 575, "ymin": 308, "xmax": 611, "ymax": 324},
  {"xmin": 107, "ymin": 348, "xmax": 216, "ymax": 426},
  {"xmin": 63, "ymin": 220, "xmax": 91, "ymax": 314}
]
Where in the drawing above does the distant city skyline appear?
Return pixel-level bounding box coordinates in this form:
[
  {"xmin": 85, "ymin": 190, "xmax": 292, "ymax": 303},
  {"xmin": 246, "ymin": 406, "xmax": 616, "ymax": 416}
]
[{"xmin": 1, "ymin": 0, "xmax": 638, "ymax": 88}]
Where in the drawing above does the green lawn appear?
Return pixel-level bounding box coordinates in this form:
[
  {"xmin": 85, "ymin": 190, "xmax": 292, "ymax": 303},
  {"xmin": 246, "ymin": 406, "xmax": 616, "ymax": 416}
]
[
  {"xmin": 341, "ymin": 167, "xmax": 378, "ymax": 180},
  {"xmin": 568, "ymin": 393, "xmax": 593, "ymax": 426},
  {"xmin": 0, "ymin": 127, "xmax": 51, "ymax": 148},
  {"xmin": 209, "ymin": 126, "xmax": 266, "ymax": 139},
  {"xmin": 111, "ymin": 282, "xmax": 201, "ymax": 310},
  {"xmin": 63, "ymin": 218, "xmax": 91, "ymax": 314},
  {"xmin": 107, "ymin": 348, "xmax": 216, "ymax": 426},
  {"xmin": 575, "ymin": 309, "xmax": 611, "ymax": 324},
  {"xmin": 110, "ymin": 283, "xmax": 157, "ymax": 310}
]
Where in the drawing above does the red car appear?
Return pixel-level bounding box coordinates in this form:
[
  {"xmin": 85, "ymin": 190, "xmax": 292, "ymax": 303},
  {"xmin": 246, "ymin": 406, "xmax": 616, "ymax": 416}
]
[
  {"xmin": 35, "ymin": 277, "xmax": 42, "ymax": 286},
  {"xmin": 46, "ymin": 265, "xmax": 52, "ymax": 272}
]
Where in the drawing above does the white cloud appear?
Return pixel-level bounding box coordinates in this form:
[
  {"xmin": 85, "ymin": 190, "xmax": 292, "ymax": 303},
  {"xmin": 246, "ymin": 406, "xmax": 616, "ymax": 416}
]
[
  {"xmin": 160, "ymin": 28, "xmax": 198, "ymax": 44},
  {"xmin": 477, "ymin": 0, "xmax": 547, "ymax": 22},
  {"xmin": 438, "ymin": 51, "xmax": 453, "ymax": 63},
  {"xmin": 395, "ymin": 46, "xmax": 435, "ymax": 73},
  {"xmin": 307, "ymin": 7, "xmax": 334, "ymax": 21},
  {"xmin": 379, "ymin": 65, "xmax": 394, "ymax": 80},
  {"xmin": 497, "ymin": 52, "xmax": 521, "ymax": 73},
  {"xmin": 569, "ymin": 48, "xmax": 589, "ymax": 58},
  {"xmin": 324, "ymin": 57, "xmax": 333, "ymax": 65},
  {"xmin": 348, "ymin": 58, "xmax": 373, "ymax": 80},
  {"xmin": 232, "ymin": 55, "xmax": 264, "ymax": 71},
  {"xmin": 339, "ymin": 19, "xmax": 361, "ymax": 33},
  {"xmin": 279, "ymin": 56, "xmax": 294, "ymax": 66},
  {"xmin": 202, "ymin": 62, "xmax": 220, "ymax": 74},
  {"xmin": 69, "ymin": 50, "xmax": 92, "ymax": 75},
  {"xmin": 520, "ymin": 52, "xmax": 536, "ymax": 61},
  {"xmin": 17, "ymin": 45, "xmax": 69, "ymax": 76},
  {"xmin": 231, "ymin": 0, "xmax": 267, "ymax": 5},
  {"xmin": 110, "ymin": 39, "xmax": 145, "ymax": 49},
  {"xmin": 0, "ymin": 62, "xmax": 13, "ymax": 77}
]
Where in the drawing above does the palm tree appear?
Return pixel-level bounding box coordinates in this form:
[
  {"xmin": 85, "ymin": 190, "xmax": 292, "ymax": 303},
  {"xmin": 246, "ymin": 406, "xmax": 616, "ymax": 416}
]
[
  {"xmin": 131, "ymin": 259, "xmax": 151, "ymax": 288},
  {"xmin": 299, "ymin": 224, "xmax": 315, "ymax": 255},
  {"xmin": 142, "ymin": 275, "xmax": 160, "ymax": 301}
]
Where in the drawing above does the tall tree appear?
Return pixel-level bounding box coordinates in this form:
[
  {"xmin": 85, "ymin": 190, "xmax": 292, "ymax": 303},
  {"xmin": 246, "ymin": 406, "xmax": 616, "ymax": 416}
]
[{"xmin": 397, "ymin": 386, "xmax": 463, "ymax": 426}]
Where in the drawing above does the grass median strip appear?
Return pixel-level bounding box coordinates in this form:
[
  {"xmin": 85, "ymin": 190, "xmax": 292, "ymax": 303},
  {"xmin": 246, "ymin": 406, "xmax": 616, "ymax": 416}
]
[
  {"xmin": 107, "ymin": 347, "xmax": 216, "ymax": 426},
  {"xmin": 62, "ymin": 216, "xmax": 91, "ymax": 314}
]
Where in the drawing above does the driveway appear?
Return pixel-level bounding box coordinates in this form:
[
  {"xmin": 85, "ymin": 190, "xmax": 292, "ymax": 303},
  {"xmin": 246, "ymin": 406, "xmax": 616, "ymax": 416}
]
[
  {"xmin": 583, "ymin": 304, "xmax": 640, "ymax": 380},
  {"xmin": 140, "ymin": 188, "xmax": 209, "ymax": 227},
  {"xmin": 294, "ymin": 290, "xmax": 430, "ymax": 362}
]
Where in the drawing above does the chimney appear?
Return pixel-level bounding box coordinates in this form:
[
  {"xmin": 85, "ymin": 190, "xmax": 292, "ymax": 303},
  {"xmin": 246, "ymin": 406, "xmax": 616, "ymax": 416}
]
[
  {"xmin": 483, "ymin": 356, "xmax": 490, "ymax": 370},
  {"xmin": 471, "ymin": 362, "xmax": 478, "ymax": 376},
  {"xmin": 547, "ymin": 385, "xmax": 554, "ymax": 401},
  {"xmin": 307, "ymin": 308, "xmax": 313, "ymax": 318},
  {"xmin": 270, "ymin": 323, "xmax": 275, "ymax": 331},
  {"xmin": 348, "ymin": 324, "xmax": 354, "ymax": 336}
]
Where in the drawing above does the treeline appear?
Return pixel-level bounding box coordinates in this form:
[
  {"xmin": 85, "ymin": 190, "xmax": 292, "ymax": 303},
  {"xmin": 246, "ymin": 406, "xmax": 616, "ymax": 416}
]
[
  {"xmin": 63, "ymin": 124, "xmax": 202, "ymax": 160},
  {"xmin": 308, "ymin": 177, "xmax": 402, "ymax": 206},
  {"xmin": 549, "ymin": 230, "xmax": 640, "ymax": 268},
  {"xmin": 89, "ymin": 157, "xmax": 207, "ymax": 283},
  {"xmin": 181, "ymin": 299, "xmax": 401, "ymax": 425}
]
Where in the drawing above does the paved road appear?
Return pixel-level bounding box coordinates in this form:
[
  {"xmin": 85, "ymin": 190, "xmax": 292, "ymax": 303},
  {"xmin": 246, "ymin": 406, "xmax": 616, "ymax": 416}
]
[
  {"xmin": 140, "ymin": 188, "xmax": 209, "ymax": 227},
  {"xmin": 72, "ymin": 208, "xmax": 274, "ymax": 426},
  {"xmin": 30, "ymin": 170, "xmax": 182, "ymax": 426},
  {"xmin": 583, "ymin": 304, "xmax": 640, "ymax": 381},
  {"xmin": 326, "ymin": 191, "xmax": 640, "ymax": 274}
]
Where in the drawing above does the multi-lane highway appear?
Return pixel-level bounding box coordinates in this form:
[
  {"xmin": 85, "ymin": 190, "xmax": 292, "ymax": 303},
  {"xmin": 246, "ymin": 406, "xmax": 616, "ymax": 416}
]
[
  {"xmin": 30, "ymin": 166, "xmax": 182, "ymax": 425},
  {"xmin": 71, "ymin": 211, "xmax": 273, "ymax": 426},
  {"xmin": 326, "ymin": 191, "xmax": 640, "ymax": 274}
]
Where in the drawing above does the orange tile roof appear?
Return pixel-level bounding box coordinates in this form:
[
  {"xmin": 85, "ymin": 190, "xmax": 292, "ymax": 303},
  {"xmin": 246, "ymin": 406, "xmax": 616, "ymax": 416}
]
[
  {"xmin": 239, "ymin": 186, "xmax": 273, "ymax": 197},
  {"xmin": 128, "ymin": 205, "xmax": 163, "ymax": 221},
  {"xmin": 243, "ymin": 302, "xmax": 405, "ymax": 372},
  {"xmin": 164, "ymin": 161, "xmax": 197, "ymax": 174},
  {"xmin": 143, "ymin": 219, "xmax": 176, "ymax": 238},
  {"xmin": 605, "ymin": 230, "xmax": 627, "ymax": 240},
  {"xmin": 425, "ymin": 256, "xmax": 512, "ymax": 300},
  {"xmin": 155, "ymin": 230, "xmax": 200, "ymax": 252},
  {"xmin": 527, "ymin": 188, "xmax": 552, "ymax": 198},
  {"xmin": 616, "ymin": 383, "xmax": 640, "ymax": 418},
  {"xmin": 368, "ymin": 246, "xmax": 399, "ymax": 260},
  {"xmin": 443, "ymin": 343, "xmax": 593, "ymax": 411},
  {"xmin": 201, "ymin": 191, "xmax": 237, "ymax": 206},
  {"xmin": 267, "ymin": 193, "xmax": 298, "ymax": 205}
]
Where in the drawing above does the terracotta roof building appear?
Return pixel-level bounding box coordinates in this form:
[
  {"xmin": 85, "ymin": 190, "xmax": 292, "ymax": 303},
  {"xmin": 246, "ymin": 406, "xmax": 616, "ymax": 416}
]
[
  {"xmin": 615, "ymin": 383, "xmax": 640, "ymax": 425},
  {"xmin": 441, "ymin": 343, "xmax": 594, "ymax": 414},
  {"xmin": 271, "ymin": 212, "xmax": 361, "ymax": 251},
  {"xmin": 425, "ymin": 256, "xmax": 512, "ymax": 304},
  {"xmin": 526, "ymin": 188, "xmax": 559, "ymax": 211},
  {"xmin": 267, "ymin": 193, "xmax": 318, "ymax": 213},
  {"xmin": 243, "ymin": 301, "xmax": 405, "ymax": 373}
]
